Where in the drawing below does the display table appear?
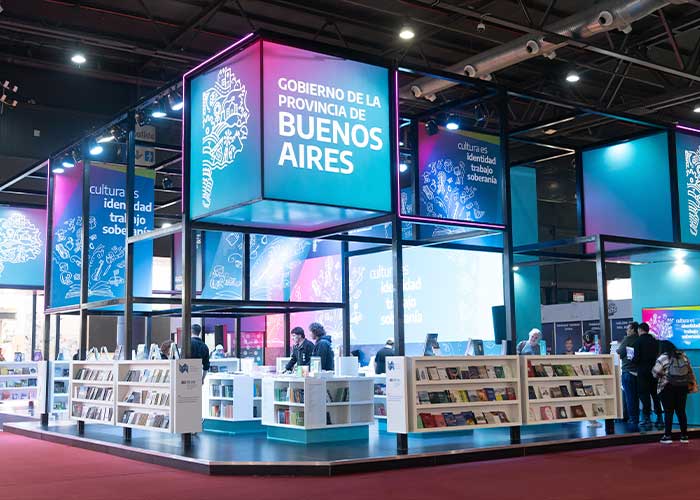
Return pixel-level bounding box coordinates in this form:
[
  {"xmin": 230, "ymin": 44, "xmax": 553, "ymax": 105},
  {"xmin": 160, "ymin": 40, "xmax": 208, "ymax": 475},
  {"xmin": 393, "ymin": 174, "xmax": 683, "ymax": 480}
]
[
  {"xmin": 0, "ymin": 361, "xmax": 46, "ymax": 415},
  {"xmin": 387, "ymin": 356, "xmax": 522, "ymax": 434},
  {"xmin": 521, "ymin": 354, "xmax": 621, "ymax": 424},
  {"xmin": 261, "ymin": 375, "xmax": 374, "ymax": 443},
  {"xmin": 202, "ymin": 373, "xmax": 264, "ymax": 434},
  {"xmin": 69, "ymin": 359, "xmax": 202, "ymax": 434}
]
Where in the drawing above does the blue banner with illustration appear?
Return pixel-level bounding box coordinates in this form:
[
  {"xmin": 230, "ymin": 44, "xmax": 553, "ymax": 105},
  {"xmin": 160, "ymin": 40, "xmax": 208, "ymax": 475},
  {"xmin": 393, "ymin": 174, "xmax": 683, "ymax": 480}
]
[
  {"xmin": 0, "ymin": 206, "xmax": 45, "ymax": 288},
  {"xmin": 418, "ymin": 125, "xmax": 503, "ymax": 233},
  {"xmin": 676, "ymin": 132, "xmax": 700, "ymax": 244},
  {"xmin": 643, "ymin": 306, "xmax": 700, "ymax": 348}
]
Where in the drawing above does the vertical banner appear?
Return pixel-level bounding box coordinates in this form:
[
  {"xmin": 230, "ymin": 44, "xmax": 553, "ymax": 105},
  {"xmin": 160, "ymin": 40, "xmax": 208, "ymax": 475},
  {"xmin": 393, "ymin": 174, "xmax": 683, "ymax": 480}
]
[
  {"xmin": 418, "ymin": 125, "xmax": 503, "ymax": 231},
  {"xmin": 676, "ymin": 132, "xmax": 700, "ymax": 244},
  {"xmin": 0, "ymin": 207, "xmax": 45, "ymax": 287},
  {"xmin": 554, "ymin": 321, "xmax": 583, "ymax": 354}
]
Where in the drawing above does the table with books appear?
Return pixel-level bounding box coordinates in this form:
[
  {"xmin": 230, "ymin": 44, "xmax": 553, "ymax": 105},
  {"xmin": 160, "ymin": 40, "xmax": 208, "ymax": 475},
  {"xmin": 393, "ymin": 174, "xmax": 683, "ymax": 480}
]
[
  {"xmin": 521, "ymin": 355, "xmax": 621, "ymax": 424},
  {"xmin": 261, "ymin": 374, "xmax": 375, "ymax": 443}
]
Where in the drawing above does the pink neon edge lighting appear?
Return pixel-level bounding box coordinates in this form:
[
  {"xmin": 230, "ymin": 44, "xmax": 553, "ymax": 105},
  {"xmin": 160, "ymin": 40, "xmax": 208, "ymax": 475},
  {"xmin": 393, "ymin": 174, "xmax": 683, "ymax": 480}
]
[{"xmin": 677, "ymin": 124, "xmax": 700, "ymax": 134}]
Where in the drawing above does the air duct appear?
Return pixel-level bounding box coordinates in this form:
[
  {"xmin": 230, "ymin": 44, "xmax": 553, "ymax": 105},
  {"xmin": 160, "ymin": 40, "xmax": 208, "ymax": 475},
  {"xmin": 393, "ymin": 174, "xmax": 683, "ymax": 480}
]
[{"xmin": 405, "ymin": 0, "xmax": 689, "ymax": 100}]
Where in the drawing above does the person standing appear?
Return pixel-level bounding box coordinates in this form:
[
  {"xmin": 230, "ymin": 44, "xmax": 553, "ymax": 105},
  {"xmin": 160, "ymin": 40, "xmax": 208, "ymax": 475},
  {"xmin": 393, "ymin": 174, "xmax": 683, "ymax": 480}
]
[
  {"xmin": 309, "ymin": 322, "xmax": 334, "ymax": 371},
  {"xmin": 374, "ymin": 339, "xmax": 395, "ymax": 375},
  {"xmin": 617, "ymin": 322, "xmax": 640, "ymax": 426},
  {"xmin": 578, "ymin": 331, "xmax": 596, "ymax": 353},
  {"xmin": 653, "ymin": 340, "xmax": 697, "ymax": 443},
  {"xmin": 285, "ymin": 327, "xmax": 314, "ymax": 372},
  {"xmin": 636, "ymin": 322, "xmax": 663, "ymax": 430},
  {"xmin": 517, "ymin": 328, "xmax": 541, "ymax": 355},
  {"xmin": 190, "ymin": 324, "xmax": 210, "ymax": 383}
]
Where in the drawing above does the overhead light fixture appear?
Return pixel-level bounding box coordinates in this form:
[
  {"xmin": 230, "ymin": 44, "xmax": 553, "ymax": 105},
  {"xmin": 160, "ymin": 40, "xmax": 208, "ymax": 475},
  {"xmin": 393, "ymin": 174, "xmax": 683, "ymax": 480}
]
[
  {"xmin": 399, "ymin": 24, "xmax": 415, "ymax": 40},
  {"xmin": 693, "ymin": 104, "xmax": 700, "ymax": 113},
  {"xmin": 565, "ymin": 70, "xmax": 580, "ymax": 83},
  {"xmin": 52, "ymin": 166, "xmax": 65, "ymax": 174},
  {"xmin": 71, "ymin": 53, "xmax": 87, "ymax": 65},
  {"xmin": 161, "ymin": 222, "xmax": 172, "ymax": 229},
  {"xmin": 0, "ymin": 94, "xmax": 17, "ymax": 108},
  {"xmin": 162, "ymin": 176, "xmax": 173, "ymax": 190},
  {"xmin": 89, "ymin": 141, "xmax": 103, "ymax": 156},
  {"xmin": 445, "ymin": 114, "xmax": 460, "ymax": 131},
  {"xmin": 399, "ymin": 162, "xmax": 408, "ymax": 173},
  {"xmin": 543, "ymin": 128, "xmax": 557, "ymax": 135},
  {"xmin": 512, "ymin": 266, "xmax": 520, "ymax": 272},
  {"xmin": 168, "ymin": 92, "xmax": 183, "ymax": 111},
  {"xmin": 96, "ymin": 128, "xmax": 116, "ymax": 143},
  {"xmin": 61, "ymin": 154, "xmax": 75, "ymax": 169},
  {"xmin": 150, "ymin": 101, "xmax": 167, "ymax": 118},
  {"xmin": 425, "ymin": 119, "xmax": 439, "ymax": 136},
  {"xmin": 674, "ymin": 249, "xmax": 687, "ymax": 263}
]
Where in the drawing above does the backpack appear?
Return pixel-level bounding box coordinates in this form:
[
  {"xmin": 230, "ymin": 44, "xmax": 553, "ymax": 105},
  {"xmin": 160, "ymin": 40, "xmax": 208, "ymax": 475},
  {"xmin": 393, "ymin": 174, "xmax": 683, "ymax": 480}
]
[{"xmin": 667, "ymin": 353, "xmax": 691, "ymax": 387}]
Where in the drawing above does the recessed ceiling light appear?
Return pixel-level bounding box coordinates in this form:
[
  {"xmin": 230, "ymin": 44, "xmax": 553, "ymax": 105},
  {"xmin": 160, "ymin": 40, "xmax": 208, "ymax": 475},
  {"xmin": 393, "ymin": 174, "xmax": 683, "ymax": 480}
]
[
  {"xmin": 71, "ymin": 53, "xmax": 87, "ymax": 65},
  {"xmin": 565, "ymin": 70, "xmax": 580, "ymax": 83},
  {"xmin": 693, "ymin": 104, "xmax": 700, "ymax": 113},
  {"xmin": 399, "ymin": 24, "xmax": 415, "ymax": 40},
  {"xmin": 543, "ymin": 128, "xmax": 557, "ymax": 135}
]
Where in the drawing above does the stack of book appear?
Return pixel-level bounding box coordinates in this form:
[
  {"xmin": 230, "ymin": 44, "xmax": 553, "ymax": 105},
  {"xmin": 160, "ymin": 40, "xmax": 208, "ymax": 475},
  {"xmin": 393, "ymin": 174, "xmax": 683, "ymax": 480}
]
[
  {"xmin": 417, "ymin": 387, "xmax": 516, "ymax": 405},
  {"xmin": 75, "ymin": 368, "xmax": 113, "ymax": 381},
  {"xmin": 74, "ymin": 386, "xmax": 113, "ymax": 401},
  {"xmin": 211, "ymin": 384, "xmax": 234, "ymax": 398},
  {"xmin": 417, "ymin": 410, "xmax": 510, "ymax": 428},
  {"xmin": 124, "ymin": 369, "xmax": 169, "ymax": 384},
  {"xmin": 416, "ymin": 364, "xmax": 510, "ymax": 382},
  {"xmin": 527, "ymin": 361, "xmax": 611, "ymax": 378},
  {"xmin": 123, "ymin": 390, "xmax": 169, "ymax": 406},
  {"xmin": 210, "ymin": 402, "xmax": 233, "ymax": 419},
  {"xmin": 121, "ymin": 410, "xmax": 169, "ymax": 428},
  {"xmin": 528, "ymin": 402, "xmax": 607, "ymax": 422},
  {"xmin": 72, "ymin": 403, "xmax": 113, "ymax": 421},
  {"xmin": 528, "ymin": 381, "xmax": 608, "ymax": 400},
  {"xmin": 276, "ymin": 408, "xmax": 304, "ymax": 425}
]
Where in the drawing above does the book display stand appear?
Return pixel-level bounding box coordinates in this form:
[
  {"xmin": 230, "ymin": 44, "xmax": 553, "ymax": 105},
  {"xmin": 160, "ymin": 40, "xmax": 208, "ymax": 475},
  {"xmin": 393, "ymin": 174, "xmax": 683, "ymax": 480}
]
[
  {"xmin": 373, "ymin": 375, "xmax": 387, "ymax": 428},
  {"xmin": 521, "ymin": 355, "xmax": 621, "ymax": 425},
  {"xmin": 49, "ymin": 361, "xmax": 70, "ymax": 420},
  {"xmin": 202, "ymin": 374, "xmax": 265, "ymax": 434},
  {"xmin": 387, "ymin": 356, "xmax": 521, "ymax": 434},
  {"xmin": 70, "ymin": 360, "xmax": 202, "ymax": 434},
  {"xmin": 0, "ymin": 361, "xmax": 46, "ymax": 414},
  {"xmin": 261, "ymin": 375, "xmax": 374, "ymax": 443}
]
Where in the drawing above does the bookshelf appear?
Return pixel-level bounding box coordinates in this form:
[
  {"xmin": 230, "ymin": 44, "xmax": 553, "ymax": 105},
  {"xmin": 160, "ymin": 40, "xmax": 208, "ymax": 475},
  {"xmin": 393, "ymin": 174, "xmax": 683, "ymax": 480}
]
[
  {"xmin": 208, "ymin": 358, "xmax": 240, "ymax": 375},
  {"xmin": 203, "ymin": 374, "xmax": 262, "ymax": 421},
  {"xmin": 386, "ymin": 356, "xmax": 522, "ymax": 433},
  {"xmin": 116, "ymin": 359, "xmax": 202, "ymax": 434},
  {"xmin": 261, "ymin": 376, "xmax": 374, "ymax": 433},
  {"xmin": 69, "ymin": 361, "xmax": 117, "ymax": 425},
  {"xmin": 521, "ymin": 355, "xmax": 621, "ymax": 425},
  {"xmin": 0, "ymin": 361, "xmax": 46, "ymax": 413},
  {"xmin": 373, "ymin": 376, "xmax": 387, "ymax": 420},
  {"xmin": 49, "ymin": 361, "xmax": 70, "ymax": 420}
]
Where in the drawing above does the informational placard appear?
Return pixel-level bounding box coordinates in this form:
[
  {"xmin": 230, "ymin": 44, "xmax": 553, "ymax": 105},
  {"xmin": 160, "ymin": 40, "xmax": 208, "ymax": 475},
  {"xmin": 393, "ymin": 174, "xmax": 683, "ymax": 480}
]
[
  {"xmin": 0, "ymin": 206, "xmax": 45, "ymax": 288},
  {"xmin": 418, "ymin": 125, "xmax": 503, "ymax": 227},
  {"xmin": 554, "ymin": 321, "xmax": 583, "ymax": 354},
  {"xmin": 611, "ymin": 318, "xmax": 633, "ymax": 342},
  {"xmin": 676, "ymin": 132, "xmax": 700, "ymax": 244},
  {"xmin": 262, "ymin": 42, "xmax": 391, "ymax": 211},
  {"xmin": 642, "ymin": 306, "xmax": 700, "ymax": 348},
  {"xmin": 188, "ymin": 41, "xmax": 262, "ymax": 219},
  {"xmin": 50, "ymin": 163, "xmax": 154, "ymax": 307}
]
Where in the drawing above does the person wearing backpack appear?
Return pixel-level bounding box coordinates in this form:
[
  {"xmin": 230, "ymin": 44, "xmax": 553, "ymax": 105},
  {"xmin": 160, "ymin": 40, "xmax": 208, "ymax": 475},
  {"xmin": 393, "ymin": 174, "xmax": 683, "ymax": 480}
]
[
  {"xmin": 653, "ymin": 340, "xmax": 698, "ymax": 444},
  {"xmin": 636, "ymin": 322, "xmax": 664, "ymax": 430}
]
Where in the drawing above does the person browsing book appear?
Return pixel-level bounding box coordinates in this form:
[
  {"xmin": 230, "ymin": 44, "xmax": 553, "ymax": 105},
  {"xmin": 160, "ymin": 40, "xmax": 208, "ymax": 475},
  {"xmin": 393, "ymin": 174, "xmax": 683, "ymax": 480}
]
[
  {"xmin": 653, "ymin": 340, "xmax": 697, "ymax": 443},
  {"xmin": 616, "ymin": 322, "xmax": 640, "ymax": 426},
  {"xmin": 578, "ymin": 331, "xmax": 596, "ymax": 352},
  {"xmin": 635, "ymin": 322, "xmax": 663, "ymax": 430},
  {"xmin": 517, "ymin": 328, "xmax": 541, "ymax": 355},
  {"xmin": 285, "ymin": 327, "xmax": 314, "ymax": 372},
  {"xmin": 190, "ymin": 324, "xmax": 210, "ymax": 382},
  {"xmin": 310, "ymin": 322, "xmax": 334, "ymax": 371},
  {"xmin": 374, "ymin": 339, "xmax": 395, "ymax": 375}
]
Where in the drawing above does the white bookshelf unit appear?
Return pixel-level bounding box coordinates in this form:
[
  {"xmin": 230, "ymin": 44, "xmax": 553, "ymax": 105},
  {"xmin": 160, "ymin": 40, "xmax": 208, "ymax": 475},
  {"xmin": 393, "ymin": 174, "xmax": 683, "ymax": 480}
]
[
  {"xmin": 373, "ymin": 375, "xmax": 387, "ymax": 421},
  {"xmin": 69, "ymin": 361, "xmax": 117, "ymax": 425},
  {"xmin": 208, "ymin": 358, "xmax": 240, "ymax": 375},
  {"xmin": 521, "ymin": 354, "xmax": 620, "ymax": 425},
  {"xmin": 387, "ymin": 356, "xmax": 521, "ymax": 433},
  {"xmin": 202, "ymin": 374, "xmax": 264, "ymax": 434},
  {"xmin": 0, "ymin": 361, "xmax": 46, "ymax": 414},
  {"xmin": 262, "ymin": 375, "xmax": 374, "ymax": 443},
  {"xmin": 49, "ymin": 361, "xmax": 70, "ymax": 420}
]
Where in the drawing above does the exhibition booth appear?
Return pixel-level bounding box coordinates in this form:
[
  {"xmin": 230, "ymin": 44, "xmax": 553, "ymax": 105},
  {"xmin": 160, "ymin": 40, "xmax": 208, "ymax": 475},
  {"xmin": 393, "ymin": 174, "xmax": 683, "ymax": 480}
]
[{"xmin": 1, "ymin": 30, "xmax": 700, "ymax": 474}]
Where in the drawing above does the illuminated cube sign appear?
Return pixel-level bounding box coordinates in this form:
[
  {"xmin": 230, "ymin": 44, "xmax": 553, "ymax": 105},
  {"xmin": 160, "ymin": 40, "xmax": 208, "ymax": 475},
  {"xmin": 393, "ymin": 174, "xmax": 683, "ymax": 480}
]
[{"xmin": 186, "ymin": 38, "xmax": 392, "ymax": 230}]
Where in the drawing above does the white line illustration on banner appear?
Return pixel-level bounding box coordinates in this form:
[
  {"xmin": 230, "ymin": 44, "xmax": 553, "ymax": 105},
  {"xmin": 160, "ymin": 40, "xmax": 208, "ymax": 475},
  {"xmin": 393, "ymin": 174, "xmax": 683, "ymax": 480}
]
[
  {"xmin": 647, "ymin": 312, "xmax": 674, "ymax": 341},
  {"xmin": 685, "ymin": 146, "xmax": 700, "ymax": 237},
  {"xmin": 0, "ymin": 212, "xmax": 42, "ymax": 277},
  {"xmin": 207, "ymin": 232, "xmax": 243, "ymax": 298},
  {"xmin": 201, "ymin": 66, "xmax": 250, "ymax": 209}
]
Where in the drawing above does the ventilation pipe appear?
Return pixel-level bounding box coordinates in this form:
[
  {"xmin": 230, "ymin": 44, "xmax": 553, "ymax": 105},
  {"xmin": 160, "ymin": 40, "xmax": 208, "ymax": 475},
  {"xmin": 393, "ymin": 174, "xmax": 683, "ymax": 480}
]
[{"xmin": 405, "ymin": 0, "xmax": 689, "ymax": 100}]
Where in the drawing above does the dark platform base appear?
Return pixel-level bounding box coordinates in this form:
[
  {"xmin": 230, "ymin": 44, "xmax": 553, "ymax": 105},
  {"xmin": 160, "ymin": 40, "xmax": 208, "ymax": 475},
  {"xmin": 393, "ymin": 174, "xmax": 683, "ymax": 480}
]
[{"xmin": 4, "ymin": 420, "xmax": 697, "ymax": 476}]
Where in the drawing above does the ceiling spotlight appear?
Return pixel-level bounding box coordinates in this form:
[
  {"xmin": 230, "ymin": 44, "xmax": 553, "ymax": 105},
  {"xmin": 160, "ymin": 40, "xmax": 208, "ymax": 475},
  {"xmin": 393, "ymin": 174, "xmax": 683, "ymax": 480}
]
[
  {"xmin": 71, "ymin": 53, "xmax": 87, "ymax": 65},
  {"xmin": 61, "ymin": 154, "xmax": 75, "ymax": 169},
  {"xmin": 168, "ymin": 92, "xmax": 183, "ymax": 111},
  {"xmin": 150, "ymin": 101, "xmax": 167, "ymax": 118},
  {"xmin": 399, "ymin": 24, "xmax": 415, "ymax": 40},
  {"xmin": 96, "ymin": 128, "xmax": 116, "ymax": 143},
  {"xmin": 161, "ymin": 222, "xmax": 173, "ymax": 229},
  {"xmin": 512, "ymin": 266, "xmax": 520, "ymax": 271},
  {"xmin": 425, "ymin": 119, "xmax": 439, "ymax": 136},
  {"xmin": 2, "ymin": 80, "xmax": 18, "ymax": 93},
  {"xmin": 0, "ymin": 94, "xmax": 17, "ymax": 108},
  {"xmin": 89, "ymin": 141, "xmax": 103, "ymax": 156},
  {"xmin": 565, "ymin": 70, "xmax": 580, "ymax": 83},
  {"xmin": 399, "ymin": 162, "xmax": 408, "ymax": 173},
  {"xmin": 543, "ymin": 128, "xmax": 557, "ymax": 135},
  {"xmin": 52, "ymin": 166, "xmax": 65, "ymax": 175},
  {"xmin": 445, "ymin": 114, "xmax": 459, "ymax": 131},
  {"xmin": 162, "ymin": 176, "xmax": 173, "ymax": 190},
  {"xmin": 693, "ymin": 104, "xmax": 700, "ymax": 113}
]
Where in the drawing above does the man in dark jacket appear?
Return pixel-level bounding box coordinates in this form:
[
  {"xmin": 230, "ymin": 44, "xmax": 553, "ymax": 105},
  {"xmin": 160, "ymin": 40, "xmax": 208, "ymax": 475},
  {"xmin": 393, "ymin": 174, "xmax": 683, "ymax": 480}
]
[
  {"xmin": 309, "ymin": 322, "xmax": 334, "ymax": 371},
  {"xmin": 285, "ymin": 327, "xmax": 314, "ymax": 372},
  {"xmin": 190, "ymin": 324, "xmax": 210, "ymax": 382},
  {"xmin": 374, "ymin": 339, "xmax": 395, "ymax": 375},
  {"xmin": 636, "ymin": 322, "xmax": 663, "ymax": 429},
  {"xmin": 617, "ymin": 322, "xmax": 639, "ymax": 425}
]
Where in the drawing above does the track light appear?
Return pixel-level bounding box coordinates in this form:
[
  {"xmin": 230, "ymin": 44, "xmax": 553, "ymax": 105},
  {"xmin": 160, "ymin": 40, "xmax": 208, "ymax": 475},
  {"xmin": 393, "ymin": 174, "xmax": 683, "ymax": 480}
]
[
  {"xmin": 161, "ymin": 176, "xmax": 173, "ymax": 190},
  {"xmin": 2, "ymin": 81, "xmax": 18, "ymax": 93},
  {"xmin": 52, "ymin": 166, "xmax": 65, "ymax": 174},
  {"xmin": 150, "ymin": 101, "xmax": 167, "ymax": 118},
  {"xmin": 136, "ymin": 112, "xmax": 150, "ymax": 127},
  {"xmin": 168, "ymin": 92, "xmax": 183, "ymax": 111},
  {"xmin": 445, "ymin": 114, "xmax": 459, "ymax": 131},
  {"xmin": 693, "ymin": 104, "xmax": 700, "ymax": 113},
  {"xmin": 96, "ymin": 127, "xmax": 118, "ymax": 144},
  {"xmin": 71, "ymin": 53, "xmax": 86, "ymax": 65},
  {"xmin": 425, "ymin": 119, "xmax": 439, "ymax": 136},
  {"xmin": 399, "ymin": 24, "xmax": 415, "ymax": 40},
  {"xmin": 565, "ymin": 70, "xmax": 580, "ymax": 83},
  {"xmin": 399, "ymin": 162, "xmax": 408, "ymax": 173},
  {"xmin": 512, "ymin": 266, "xmax": 520, "ymax": 272},
  {"xmin": 89, "ymin": 141, "xmax": 103, "ymax": 156},
  {"xmin": 0, "ymin": 94, "xmax": 17, "ymax": 108},
  {"xmin": 61, "ymin": 154, "xmax": 75, "ymax": 169}
]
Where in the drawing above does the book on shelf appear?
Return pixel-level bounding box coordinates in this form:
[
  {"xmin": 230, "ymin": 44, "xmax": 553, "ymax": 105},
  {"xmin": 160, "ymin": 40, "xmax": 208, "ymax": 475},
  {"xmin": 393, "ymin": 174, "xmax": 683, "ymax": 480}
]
[
  {"xmin": 467, "ymin": 390, "xmax": 479, "ymax": 402},
  {"xmin": 583, "ymin": 385, "xmax": 595, "ymax": 397},
  {"xmin": 494, "ymin": 366, "xmax": 505, "ymax": 379},
  {"xmin": 594, "ymin": 384, "xmax": 607, "ymax": 396},
  {"xmin": 468, "ymin": 366, "xmax": 481, "ymax": 379},
  {"xmin": 426, "ymin": 367, "xmax": 439, "ymax": 380},
  {"xmin": 374, "ymin": 383, "xmax": 386, "ymax": 396},
  {"xmin": 555, "ymin": 406, "xmax": 568, "ymax": 419},
  {"xmin": 540, "ymin": 405, "xmax": 554, "ymax": 420},
  {"xmin": 528, "ymin": 386, "xmax": 537, "ymax": 400},
  {"xmin": 484, "ymin": 388, "xmax": 496, "ymax": 401},
  {"xmin": 433, "ymin": 414, "xmax": 447, "ymax": 427},
  {"xmin": 505, "ymin": 387, "xmax": 516, "ymax": 400},
  {"xmin": 570, "ymin": 380, "xmax": 586, "ymax": 397},
  {"xmin": 559, "ymin": 385, "xmax": 571, "ymax": 398},
  {"xmin": 417, "ymin": 391, "xmax": 430, "ymax": 404},
  {"xmin": 550, "ymin": 387, "xmax": 562, "ymax": 399},
  {"xmin": 570, "ymin": 405, "xmax": 587, "ymax": 418},
  {"xmin": 528, "ymin": 407, "xmax": 537, "ymax": 422},
  {"xmin": 477, "ymin": 366, "xmax": 488, "ymax": 379},
  {"xmin": 416, "ymin": 368, "xmax": 428, "ymax": 381},
  {"xmin": 475, "ymin": 413, "xmax": 487, "ymax": 424},
  {"xmin": 592, "ymin": 403, "xmax": 606, "ymax": 416},
  {"xmin": 485, "ymin": 367, "xmax": 496, "ymax": 379}
]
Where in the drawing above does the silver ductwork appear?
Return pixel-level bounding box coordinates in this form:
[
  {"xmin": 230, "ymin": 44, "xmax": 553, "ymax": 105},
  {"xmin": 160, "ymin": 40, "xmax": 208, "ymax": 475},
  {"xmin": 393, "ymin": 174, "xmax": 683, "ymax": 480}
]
[{"xmin": 406, "ymin": 0, "xmax": 689, "ymax": 101}]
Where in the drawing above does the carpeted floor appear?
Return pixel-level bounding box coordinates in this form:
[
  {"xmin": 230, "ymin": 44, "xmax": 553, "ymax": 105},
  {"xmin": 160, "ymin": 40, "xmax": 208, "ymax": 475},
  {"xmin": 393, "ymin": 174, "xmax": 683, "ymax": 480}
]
[{"xmin": 0, "ymin": 431, "xmax": 695, "ymax": 500}]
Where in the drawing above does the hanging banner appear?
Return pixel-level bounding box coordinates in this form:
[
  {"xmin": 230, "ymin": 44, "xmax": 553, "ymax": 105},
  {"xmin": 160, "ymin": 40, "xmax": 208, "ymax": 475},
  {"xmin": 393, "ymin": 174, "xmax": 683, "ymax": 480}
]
[
  {"xmin": 0, "ymin": 206, "xmax": 45, "ymax": 288},
  {"xmin": 643, "ymin": 306, "xmax": 700, "ymax": 348},
  {"xmin": 676, "ymin": 132, "xmax": 700, "ymax": 244},
  {"xmin": 418, "ymin": 125, "xmax": 503, "ymax": 229},
  {"xmin": 50, "ymin": 163, "xmax": 154, "ymax": 307}
]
